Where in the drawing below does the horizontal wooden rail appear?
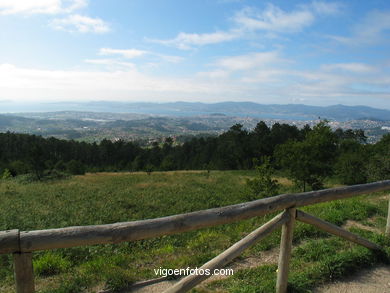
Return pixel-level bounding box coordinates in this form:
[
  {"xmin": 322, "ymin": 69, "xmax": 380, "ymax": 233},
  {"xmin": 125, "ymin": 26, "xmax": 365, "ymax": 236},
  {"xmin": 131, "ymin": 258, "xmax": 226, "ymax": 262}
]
[
  {"xmin": 0, "ymin": 230, "xmax": 19, "ymax": 254},
  {"xmin": 163, "ymin": 211, "xmax": 289, "ymax": 293},
  {"xmin": 1, "ymin": 180, "xmax": 389, "ymax": 254}
]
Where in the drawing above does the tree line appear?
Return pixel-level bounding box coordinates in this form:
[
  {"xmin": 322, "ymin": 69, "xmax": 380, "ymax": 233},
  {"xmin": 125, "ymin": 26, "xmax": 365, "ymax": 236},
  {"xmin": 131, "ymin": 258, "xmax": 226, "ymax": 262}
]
[{"xmin": 0, "ymin": 121, "xmax": 388, "ymax": 190}]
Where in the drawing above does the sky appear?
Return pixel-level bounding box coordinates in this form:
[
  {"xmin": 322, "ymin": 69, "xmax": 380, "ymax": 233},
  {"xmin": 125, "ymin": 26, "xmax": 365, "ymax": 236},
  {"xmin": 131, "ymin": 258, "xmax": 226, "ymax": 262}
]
[{"xmin": 0, "ymin": 0, "xmax": 390, "ymax": 109}]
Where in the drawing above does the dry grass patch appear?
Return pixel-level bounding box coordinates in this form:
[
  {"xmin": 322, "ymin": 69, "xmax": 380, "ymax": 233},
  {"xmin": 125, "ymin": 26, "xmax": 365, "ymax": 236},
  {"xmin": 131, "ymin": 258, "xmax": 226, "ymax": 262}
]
[{"xmin": 274, "ymin": 177, "xmax": 294, "ymax": 186}]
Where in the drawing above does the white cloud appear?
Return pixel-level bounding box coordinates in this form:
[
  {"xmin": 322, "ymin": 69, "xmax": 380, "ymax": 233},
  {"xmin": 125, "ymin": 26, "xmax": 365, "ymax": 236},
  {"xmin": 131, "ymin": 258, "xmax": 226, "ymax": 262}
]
[
  {"xmin": 354, "ymin": 10, "xmax": 390, "ymax": 44},
  {"xmin": 149, "ymin": 30, "xmax": 240, "ymax": 50},
  {"xmin": 97, "ymin": 48, "xmax": 183, "ymax": 64},
  {"xmin": 0, "ymin": 63, "xmax": 246, "ymax": 102},
  {"xmin": 157, "ymin": 54, "xmax": 183, "ymax": 63},
  {"xmin": 197, "ymin": 51, "xmax": 288, "ymax": 84},
  {"xmin": 84, "ymin": 59, "xmax": 136, "ymax": 69},
  {"xmin": 329, "ymin": 10, "xmax": 390, "ymax": 46},
  {"xmin": 99, "ymin": 48, "xmax": 148, "ymax": 59},
  {"xmin": 50, "ymin": 14, "xmax": 110, "ymax": 33},
  {"xmin": 240, "ymin": 69, "xmax": 287, "ymax": 83},
  {"xmin": 308, "ymin": 1, "xmax": 342, "ymax": 15},
  {"xmin": 1, "ymin": 54, "xmax": 388, "ymax": 106},
  {"xmin": 216, "ymin": 51, "xmax": 283, "ymax": 71},
  {"xmin": 0, "ymin": 1, "xmax": 111, "ymax": 35},
  {"xmin": 0, "ymin": 0, "xmax": 86, "ymax": 15},
  {"xmin": 152, "ymin": 2, "xmax": 340, "ymax": 49},
  {"xmin": 195, "ymin": 51, "xmax": 390, "ymax": 104},
  {"xmin": 284, "ymin": 65, "xmax": 390, "ymax": 103},
  {"xmin": 321, "ymin": 63, "xmax": 376, "ymax": 73},
  {"xmin": 234, "ymin": 4, "xmax": 314, "ymax": 33},
  {"xmin": 197, "ymin": 69, "xmax": 231, "ymax": 79}
]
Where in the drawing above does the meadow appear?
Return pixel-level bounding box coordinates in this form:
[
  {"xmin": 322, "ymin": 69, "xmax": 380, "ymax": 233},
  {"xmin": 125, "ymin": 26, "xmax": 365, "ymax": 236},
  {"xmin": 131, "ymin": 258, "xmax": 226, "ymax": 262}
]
[{"xmin": 0, "ymin": 171, "xmax": 389, "ymax": 292}]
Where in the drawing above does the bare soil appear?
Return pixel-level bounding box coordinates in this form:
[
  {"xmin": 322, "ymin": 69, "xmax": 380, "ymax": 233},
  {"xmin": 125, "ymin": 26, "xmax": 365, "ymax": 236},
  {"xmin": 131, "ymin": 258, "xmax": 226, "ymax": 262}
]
[{"xmin": 314, "ymin": 265, "xmax": 390, "ymax": 293}]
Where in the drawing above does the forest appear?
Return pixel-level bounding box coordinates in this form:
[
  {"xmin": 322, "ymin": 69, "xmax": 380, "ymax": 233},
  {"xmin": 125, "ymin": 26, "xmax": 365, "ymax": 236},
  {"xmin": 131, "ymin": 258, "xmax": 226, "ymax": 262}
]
[{"xmin": 0, "ymin": 121, "xmax": 389, "ymax": 191}]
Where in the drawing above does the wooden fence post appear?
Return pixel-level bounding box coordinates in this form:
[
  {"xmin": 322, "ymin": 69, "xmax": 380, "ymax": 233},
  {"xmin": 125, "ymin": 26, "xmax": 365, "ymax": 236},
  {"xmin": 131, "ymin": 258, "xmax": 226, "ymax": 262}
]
[
  {"xmin": 13, "ymin": 252, "xmax": 35, "ymax": 293},
  {"xmin": 163, "ymin": 212, "xmax": 289, "ymax": 293},
  {"xmin": 276, "ymin": 208, "xmax": 296, "ymax": 293},
  {"xmin": 386, "ymin": 194, "xmax": 390, "ymax": 237}
]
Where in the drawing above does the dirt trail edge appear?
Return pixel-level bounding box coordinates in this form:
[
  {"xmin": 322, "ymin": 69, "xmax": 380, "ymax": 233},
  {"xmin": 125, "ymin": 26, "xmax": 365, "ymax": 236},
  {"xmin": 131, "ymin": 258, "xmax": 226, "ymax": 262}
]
[{"xmin": 314, "ymin": 265, "xmax": 390, "ymax": 293}]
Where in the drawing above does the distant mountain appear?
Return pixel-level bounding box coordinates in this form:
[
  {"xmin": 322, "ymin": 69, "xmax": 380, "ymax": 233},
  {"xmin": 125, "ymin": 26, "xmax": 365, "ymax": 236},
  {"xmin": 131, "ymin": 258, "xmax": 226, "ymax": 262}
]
[
  {"xmin": 57, "ymin": 101, "xmax": 390, "ymax": 121},
  {"xmin": 1, "ymin": 101, "xmax": 389, "ymax": 121}
]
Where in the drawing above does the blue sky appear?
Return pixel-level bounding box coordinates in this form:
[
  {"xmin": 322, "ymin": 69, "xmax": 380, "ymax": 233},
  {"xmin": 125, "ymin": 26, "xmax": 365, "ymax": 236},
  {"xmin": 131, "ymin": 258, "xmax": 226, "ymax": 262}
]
[{"xmin": 0, "ymin": 0, "xmax": 390, "ymax": 109}]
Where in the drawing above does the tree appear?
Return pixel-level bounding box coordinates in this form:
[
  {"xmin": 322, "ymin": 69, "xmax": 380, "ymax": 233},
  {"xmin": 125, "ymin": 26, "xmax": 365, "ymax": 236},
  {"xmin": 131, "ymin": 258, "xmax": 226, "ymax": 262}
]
[
  {"xmin": 246, "ymin": 157, "xmax": 280, "ymax": 200},
  {"xmin": 275, "ymin": 122, "xmax": 337, "ymax": 191},
  {"xmin": 335, "ymin": 152, "xmax": 367, "ymax": 184},
  {"xmin": 250, "ymin": 121, "xmax": 271, "ymax": 158},
  {"xmin": 28, "ymin": 143, "xmax": 46, "ymax": 180},
  {"xmin": 334, "ymin": 128, "xmax": 367, "ymax": 144},
  {"xmin": 366, "ymin": 134, "xmax": 390, "ymax": 181},
  {"xmin": 215, "ymin": 124, "xmax": 251, "ymax": 169},
  {"xmin": 160, "ymin": 155, "xmax": 175, "ymax": 171},
  {"xmin": 334, "ymin": 140, "xmax": 367, "ymax": 185}
]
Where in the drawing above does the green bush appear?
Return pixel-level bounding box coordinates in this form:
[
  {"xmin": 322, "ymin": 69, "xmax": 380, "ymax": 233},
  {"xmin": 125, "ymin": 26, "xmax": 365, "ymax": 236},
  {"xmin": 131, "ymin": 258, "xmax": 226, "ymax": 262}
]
[
  {"xmin": 8, "ymin": 160, "xmax": 31, "ymax": 176},
  {"xmin": 104, "ymin": 267, "xmax": 135, "ymax": 291},
  {"xmin": 66, "ymin": 160, "xmax": 86, "ymax": 175},
  {"xmin": 335, "ymin": 152, "xmax": 367, "ymax": 184},
  {"xmin": 34, "ymin": 253, "xmax": 71, "ymax": 276},
  {"xmin": 1, "ymin": 168, "xmax": 12, "ymax": 179},
  {"xmin": 246, "ymin": 157, "xmax": 279, "ymax": 199}
]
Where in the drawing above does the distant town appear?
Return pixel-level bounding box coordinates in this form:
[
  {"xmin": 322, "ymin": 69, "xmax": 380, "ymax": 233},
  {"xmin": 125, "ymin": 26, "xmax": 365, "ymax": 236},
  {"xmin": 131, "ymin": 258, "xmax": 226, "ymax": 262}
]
[{"xmin": 1, "ymin": 111, "xmax": 389, "ymax": 145}]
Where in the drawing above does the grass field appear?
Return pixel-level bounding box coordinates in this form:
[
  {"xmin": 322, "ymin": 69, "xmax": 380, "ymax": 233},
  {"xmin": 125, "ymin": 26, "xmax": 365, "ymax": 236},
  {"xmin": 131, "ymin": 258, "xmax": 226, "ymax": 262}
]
[{"xmin": 0, "ymin": 171, "xmax": 389, "ymax": 292}]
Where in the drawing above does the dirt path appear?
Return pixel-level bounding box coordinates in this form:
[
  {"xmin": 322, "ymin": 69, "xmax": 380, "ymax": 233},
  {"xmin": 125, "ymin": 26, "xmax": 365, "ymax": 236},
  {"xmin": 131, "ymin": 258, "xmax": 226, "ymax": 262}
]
[
  {"xmin": 314, "ymin": 265, "xmax": 390, "ymax": 293},
  {"xmin": 126, "ymin": 264, "xmax": 390, "ymax": 293},
  {"xmin": 119, "ymin": 248, "xmax": 280, "ymax": 292}
]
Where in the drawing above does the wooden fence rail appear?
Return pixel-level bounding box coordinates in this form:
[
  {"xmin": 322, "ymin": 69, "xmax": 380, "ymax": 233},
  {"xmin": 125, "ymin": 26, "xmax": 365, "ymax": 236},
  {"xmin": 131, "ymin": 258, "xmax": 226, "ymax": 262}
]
[{"xmin": 1, "ymin": 180, "xmax": 390, "ymax": 293}]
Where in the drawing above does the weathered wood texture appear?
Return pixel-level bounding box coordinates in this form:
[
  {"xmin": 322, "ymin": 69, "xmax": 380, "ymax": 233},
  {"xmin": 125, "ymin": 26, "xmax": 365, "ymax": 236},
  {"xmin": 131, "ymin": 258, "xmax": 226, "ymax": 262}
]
[
  {"xmin": 276, "ymin": 208, "xmax": 296, "ymax": 293},
  {"xmin": 0, "ymin": 229, "xmax": 19, "ymax": 254},
  {"xmin": 13, "ymin": 252, "xmax": 35, "ymax": 293},
  {"xmin": 1, "ymin": 180, "xmax": 389, "ymax": 254},
  {"xmin": 386, "ymin": 194, "xmax": 390, "ymax": 237},
  {"xmin": 163, "ymin": 212, "xmax": 289, "ymax": 293},
  {"xmin": 296, "ymin": 210, "xmax": 382, "ymax": 250}
]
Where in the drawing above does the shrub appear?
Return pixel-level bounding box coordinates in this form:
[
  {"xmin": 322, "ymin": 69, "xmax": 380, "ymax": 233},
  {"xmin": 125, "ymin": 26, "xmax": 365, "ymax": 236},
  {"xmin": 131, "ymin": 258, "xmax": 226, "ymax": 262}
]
[
  {"xmin": 335, "ymin": 152, "xmax": 367, "ymax": 184},
  {"xmin": 34, "ymin": 253, "xmax": 71, "ymax": 276},
  {"xmin": 144, "ymin": 164, "xmax": 154, "ymax": 175},
  {"xmin": 8, "ymin": 160, "xmax": 31, "ymax": 176},
  {"xmin": 54, "ymin": 160, "xmax": 66, "ymax": 172},
  {"xmin": 246, "ymin": 157, "xmax": 279, "ymax": 199},
  {"xmin": 367, "ymin": 155, "xmax": 390, "ymax": 182},
  {"xmin": 66, "ymin": 160, "xmax": 86, "ymax": 175},
  {"xmin": 1, "ymin": 169, "xmax": 12, "ymax": 179}
]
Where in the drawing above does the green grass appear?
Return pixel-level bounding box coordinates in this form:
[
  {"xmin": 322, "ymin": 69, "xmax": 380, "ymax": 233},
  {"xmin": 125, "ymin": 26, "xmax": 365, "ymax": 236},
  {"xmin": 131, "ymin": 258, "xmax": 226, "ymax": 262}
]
[
  {"xmin": 202, "ymin": 230, "xmax": 390, "ymax": 293},
  {"xmin": 0, "ymin": 171, "xmax": 388, "ymax": 292}
]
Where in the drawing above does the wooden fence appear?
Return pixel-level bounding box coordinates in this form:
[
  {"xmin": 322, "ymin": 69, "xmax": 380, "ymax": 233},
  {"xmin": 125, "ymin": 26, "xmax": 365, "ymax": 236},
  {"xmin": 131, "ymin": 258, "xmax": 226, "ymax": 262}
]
[{"xmin": 1, "ymin": 180, "xmax": 390, "ymax": 293}]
